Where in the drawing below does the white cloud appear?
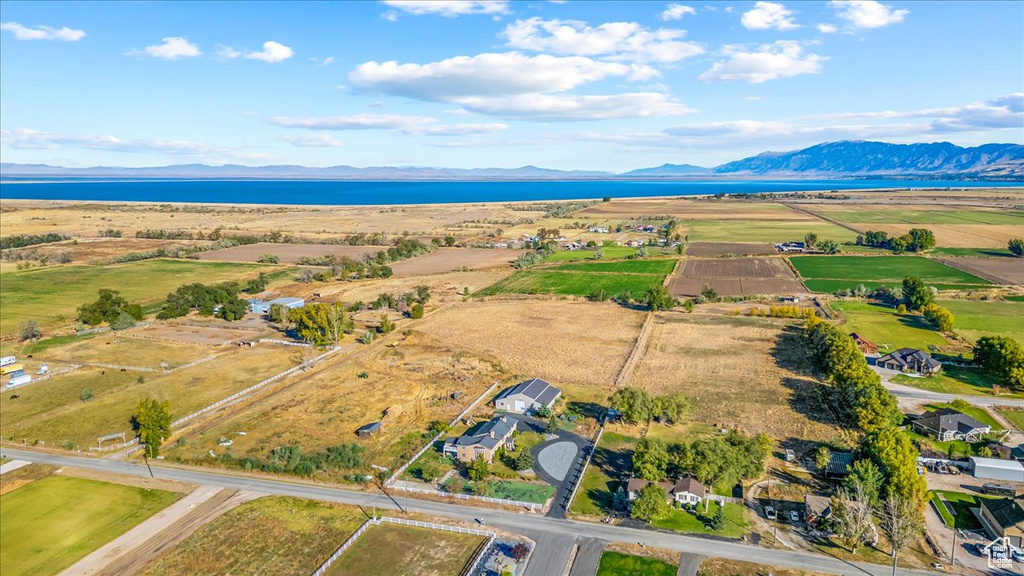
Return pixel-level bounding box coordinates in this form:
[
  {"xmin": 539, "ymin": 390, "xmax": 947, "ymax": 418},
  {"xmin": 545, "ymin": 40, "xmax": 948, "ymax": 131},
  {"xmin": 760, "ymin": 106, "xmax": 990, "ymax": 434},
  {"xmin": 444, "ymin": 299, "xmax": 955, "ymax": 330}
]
[
  {"xmin": 660, "ymin": 4, "xmax": 696, "ymax": 20},
  {"xmin": 741, "ymin": 2, "xmax": 799, "ymax": 30},
  {"xmin": 0, "ymin": 128, "xmax": 269, "ymax": 161},
  {"xmin": 269, "ymin": 114, "xmax": 508, "ymax": 135},
  {"xmin": 455, "ymin": 92, "xmax": 694, "ymax": 121},
  {"xmin": 349, "ymin": 52, "xmax": 650, "ymax": 100},
  {"xmin": 0, "ymin": 22, "xmax": 85, "ymax": 41},
  {"xmin": 320, "ymin": 56, "xmax": 335, "ymax": 66},
  {"xmin": 502, "ymin": 18, "xmax": 704, "ymax": 64},
  {"xmin": 817, "ymin": 23, "xmax": 838, "ymax": 33},
  {"xmin": 829, "ymin": 1, "xmax": 907, "ymax": 29},
  {"xmin": 807, "ymin": 93, "xmax": 1024, "ymax": 132},
  {"xmin": 745, "ymin": 96, "xmax": 763, "ymax": 101},
  {"xmin": 130, "ymin": 37, "xmax": 202, "ymax": 60},
  {"xmin": 699, "ymin": 41, "xmax": 826, "ymax": 84},
  {"xmin": 279, "ymin": 134, "xmax": 343, "ymax": 147},
  {"xmin": 380, "ymin": 1, "xmax": 509, "ymax": 17},
  {"xmin": 219, "ymin": 41, "xmax": 294, "ymax": 63}
]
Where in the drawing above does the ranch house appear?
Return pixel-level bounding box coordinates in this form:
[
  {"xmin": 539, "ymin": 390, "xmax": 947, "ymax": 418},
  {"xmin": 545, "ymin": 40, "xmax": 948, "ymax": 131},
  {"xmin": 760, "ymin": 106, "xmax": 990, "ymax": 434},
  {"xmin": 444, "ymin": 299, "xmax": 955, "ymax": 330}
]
[
  {"xmin": 442, "ymin": 415, "xmax": 517, "ymax": 463},
  {"xmin": 624, "ymin": 477, "xmax": 706, "ymax": 506},
  {"xmin": 876, "ymin": 347, "xmax": 941, "ymax": 375},
  {"xmin": 912, "ymin": 408, "xmax": 991, "ymax": 442},
  {"xmin": 849, "ymin": 333, "xmax": 879, "ymax": 355},
  {"xmin": 494, "ymin": 378, "xmax": 561, "ymax": 414},
  {"xmin": 249, "ymin": 297, "xmax": 305, "ymax": 315}
]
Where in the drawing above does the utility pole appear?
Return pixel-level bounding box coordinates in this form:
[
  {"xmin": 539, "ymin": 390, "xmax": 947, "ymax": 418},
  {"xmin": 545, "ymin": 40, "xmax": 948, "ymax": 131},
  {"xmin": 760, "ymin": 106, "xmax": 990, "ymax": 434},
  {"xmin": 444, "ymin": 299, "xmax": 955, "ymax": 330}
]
[{"xmin": 950, "ymin": 529, "xmax": 957, "ymax": 567}]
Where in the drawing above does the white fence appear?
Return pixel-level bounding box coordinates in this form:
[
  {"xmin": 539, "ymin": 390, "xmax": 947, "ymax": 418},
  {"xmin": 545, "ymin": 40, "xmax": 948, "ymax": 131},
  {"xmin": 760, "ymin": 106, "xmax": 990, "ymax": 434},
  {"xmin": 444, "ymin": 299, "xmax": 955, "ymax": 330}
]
[
  {"xmin": 389, "ymin": 484, "xmax": 543, "ymax": 511},
  {"xmin": 259, "ymin": 338, "xmax": 313, "ymax": 348},
  {"xmin": 385, "ymin": 382, "xmax": 498, "ymax": 486},
  {"xmin": 164, "ymin": 354, "xmax": 217, "ymax": 374},
  {"xmin": 310, "ymin": 516, "xmax": 495, "ymax": 576}
]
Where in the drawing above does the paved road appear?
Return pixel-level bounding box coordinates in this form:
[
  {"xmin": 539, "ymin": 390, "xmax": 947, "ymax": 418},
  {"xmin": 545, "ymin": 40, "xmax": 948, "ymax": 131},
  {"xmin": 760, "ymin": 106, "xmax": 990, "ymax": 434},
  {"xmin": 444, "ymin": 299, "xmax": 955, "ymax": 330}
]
[
  {"xmin": 876, "ymin": 365, "xmax": 1024, "ymax": 408},
  {"xmin": 678, "ymin": 552, "xmax": 705, "ymax": 576},
  {"xmin": 1, "ymin": 448, "xmax": 943, "ymax": 576},
  {"xmin": 568, "ymin": 537, "xmax": 606, "ymax": 576},
  {"xmin": 0, "ymin": 459, "xmax": 31, "ymax": 474}
]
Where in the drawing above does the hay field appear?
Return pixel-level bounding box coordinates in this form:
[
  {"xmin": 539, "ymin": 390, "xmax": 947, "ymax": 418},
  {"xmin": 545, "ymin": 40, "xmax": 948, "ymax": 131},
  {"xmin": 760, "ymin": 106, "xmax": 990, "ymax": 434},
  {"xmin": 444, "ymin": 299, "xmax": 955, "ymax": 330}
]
[
  {"xmin": 131, "ymin": 322, "xmax": 269, "ymax": 345},
  {"xmin": 632, "ymin": 313, "xmax": 843, "ymax": 444},
  {"xmin": 0, "ymin": 200, "xmax": 547, "ymax": 238},
  {"xmin": 669, "ymin": 257, "xmax": 806, "ymax": 297},
  {"xmin": 0, "ymin": 259, "xmax": 280, "ymax": 337},
  {"xmin": 936, "ymin": 257, "xmax": 1024, "ymax": 285},
  {"xmin": 1, "ymin": 368, "xmax": 140, "ymax": 432},
  {"xmin": 36, "ymin": 335, "xmax": 216, "ymax": 369},
  {"xmin": 685, "ymin": 242, "xmax": 776, "ymax": 257},
  {"xmin": 416, "ymin": 300, "xmax": 645, "ymax": 387},
  {"xmin": 280, "ymin": 269, "xmax": 511, "ymax": 307},
  {"xmin": 199, "ymin": 242, "xmax": 388, "ymax": 263},
  {"xmin": 575, "ymin": 200, "xmax": 805, "ymax": 221},
  {"xmin": 4, "ymin": 238, "xmax": 208, "ymax": 263},
  {"xmin": 325, "ymin": 523, "xmax": 484, "ymax": 576},
  {"xmin": 172, "ymin": 331, "xmax": 502, "ymax": 473},
  {"xmin": 7, "ymin": 345, "xmax": 301, "ymax": 447},
  {"xmin": 790, "ymin": 255, "xmax": 991, "ymax": 293},
  {"xmin": 388, "ymin": 248, "xmax": 515, "ymax": 276},
  {"xmin": 140, "ymin": 497, "xmax": 364, "ymax": 576}
]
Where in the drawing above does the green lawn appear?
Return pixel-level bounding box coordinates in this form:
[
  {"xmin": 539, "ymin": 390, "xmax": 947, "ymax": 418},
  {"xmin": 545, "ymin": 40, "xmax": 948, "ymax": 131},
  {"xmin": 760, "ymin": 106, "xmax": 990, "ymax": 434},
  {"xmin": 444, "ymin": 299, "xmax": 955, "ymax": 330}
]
[
  {"xmin": 597, "ymin": 551, "xmax": 677, "ymax": 576},
  {"xmin": 651, "ymin": 501, "xmax": 749, "ymax": 539},
  {"xmin": 569, "ymin": 431, "xmax": 639, "ymax": 517},
  {"xmin": 0, "ymin": 259, "xmax": 283, "ymax": 336},
  {"xmin": 477, "ymin": 270, "xmax": 665, "ymax": 299},
  {"xmin": 939, "ymin": 300, "xmax": 1024, "ymax": 345},
  {"xmin": 790, "ymin": 256, "xmax": 991, "ymax": 291},
  {"xmin": 996, "ymin": 407, "xmax": 1024, "ymax": 432},
  {"xmin": 824, "ymin": 209, "xmax": 1024, "ymax": 225},
  {"xmin": 486, "ymin": 480, "xmax": 555, "ymax": 504},
  {"xmin": 831, "ymin": 300, "xmax": 949, "ymax": 352},
  {"xmin": 687, "ymin": 220, "xmax": 857, "ymax": 243},
  {"xmin": 892, "ymin": 367, "xmax": 1015, "ymax": 397},
  {"xmin": 924, "ymin": 403, "xmax": 1001, "ymax": 429},
  {"xmin": 546, "ymin": 258, "xmax": 678, "ymax": 274},
  {"xmin": 1, "ymin": 475, "xmax": 181, "ymax": 576},
  {"xmin": 930, "ymin": 490, "xmax": 992, "ymax": 530},
  {"xmin": 929, "ymin": 247, "xmax": 1015, "ymax": 258}
]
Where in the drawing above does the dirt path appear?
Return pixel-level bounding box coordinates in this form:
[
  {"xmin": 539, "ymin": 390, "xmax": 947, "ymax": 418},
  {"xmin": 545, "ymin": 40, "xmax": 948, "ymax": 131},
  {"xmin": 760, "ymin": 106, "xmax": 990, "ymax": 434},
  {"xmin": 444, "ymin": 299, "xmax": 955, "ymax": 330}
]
[
  {"xmin": 62, "ymin": 486, "xmax": 259, "ymax": 576},
  {"xmin": 782, "ymin": 203, "xmax": 865, "ymax": 236},
  {"xmin": 614, "ymin": 312, "xmax": 654, "ymax": 389},
  {"xmin": 0, "ymin": 459, "xmax": 31, "ymax": 475}
]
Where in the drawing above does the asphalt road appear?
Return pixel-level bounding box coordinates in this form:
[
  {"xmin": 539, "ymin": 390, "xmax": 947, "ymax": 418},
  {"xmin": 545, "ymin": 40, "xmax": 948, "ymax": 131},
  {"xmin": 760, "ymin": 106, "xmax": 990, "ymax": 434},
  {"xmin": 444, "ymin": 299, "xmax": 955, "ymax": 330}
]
[{"xmin": 2, "ymin": 448, "xmax": 942, "ymax": 576}]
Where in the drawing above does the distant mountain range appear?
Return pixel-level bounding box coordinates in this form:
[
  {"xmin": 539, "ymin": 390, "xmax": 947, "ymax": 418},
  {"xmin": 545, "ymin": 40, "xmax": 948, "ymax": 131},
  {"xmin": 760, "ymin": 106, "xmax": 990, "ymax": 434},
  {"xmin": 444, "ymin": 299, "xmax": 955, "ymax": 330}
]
[{"xmin": 3, "ymin": 141, "xmax": 1022, "ymax": 180}]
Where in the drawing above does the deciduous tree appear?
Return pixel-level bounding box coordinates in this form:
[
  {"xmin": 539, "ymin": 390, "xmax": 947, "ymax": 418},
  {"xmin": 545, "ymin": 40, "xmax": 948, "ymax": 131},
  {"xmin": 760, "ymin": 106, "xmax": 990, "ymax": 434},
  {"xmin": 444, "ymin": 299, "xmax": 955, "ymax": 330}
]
[
  {"xmin": 630, "ymin": 484, "xmax": 671, "ymax": 522},
  {"xmin": 134, "ymin": 398, "xmax": 172, "ymax": 458}
]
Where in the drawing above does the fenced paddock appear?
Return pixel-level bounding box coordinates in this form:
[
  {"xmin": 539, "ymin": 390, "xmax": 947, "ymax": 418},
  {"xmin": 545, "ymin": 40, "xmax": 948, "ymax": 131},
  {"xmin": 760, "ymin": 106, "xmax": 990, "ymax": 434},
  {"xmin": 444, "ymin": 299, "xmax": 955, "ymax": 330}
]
[{"xmin": 311, "ymin": 516, "xmax": 495, "ymax": 576}]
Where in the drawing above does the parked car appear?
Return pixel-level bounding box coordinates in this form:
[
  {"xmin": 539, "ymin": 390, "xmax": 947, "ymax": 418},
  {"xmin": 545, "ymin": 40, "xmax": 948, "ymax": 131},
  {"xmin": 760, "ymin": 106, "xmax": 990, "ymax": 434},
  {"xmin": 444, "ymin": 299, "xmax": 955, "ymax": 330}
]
[
  {"xmin": 765, "ymin": 506, "xmax": 777, "ymax": 520},
  {"xmin": 790, "ymin": 511, "xmax": 800, "ymax": 523}
]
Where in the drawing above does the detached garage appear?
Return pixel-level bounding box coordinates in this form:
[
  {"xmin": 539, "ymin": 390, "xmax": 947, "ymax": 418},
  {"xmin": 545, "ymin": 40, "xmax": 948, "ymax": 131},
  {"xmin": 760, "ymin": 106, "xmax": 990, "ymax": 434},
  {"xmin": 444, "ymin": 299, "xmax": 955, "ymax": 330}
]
[
  {"xmin": 493, "ymin": 378, "xmax": 561, "ymax": 414},
  {"xmin": 971, "ymin": 456, "xmax": 1024, "ymax": 483}
]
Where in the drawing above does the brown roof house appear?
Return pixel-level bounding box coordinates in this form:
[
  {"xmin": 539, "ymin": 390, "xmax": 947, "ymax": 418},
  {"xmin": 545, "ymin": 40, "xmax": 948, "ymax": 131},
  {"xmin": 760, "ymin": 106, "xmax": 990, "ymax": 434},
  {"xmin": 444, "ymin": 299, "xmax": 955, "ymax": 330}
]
[
  {"xmin": 876, "ymin": 348, "xmax": 941, "ymax": 375},
  {"xmin": 624, "ymin": 477, "xmax": 706, "ymax": 506},
  {"xmin": 442, "ymin": 415, "xmax": 516, "ymax": 463},
  {"xmin": 804, "ymin": 495, "xmax": 833, "ymax": 527},
  {"xmin": 912, "ymin": 408, "xmax": 991, "ymax": 442},
  {"xmin": 849, "ymin": 333, "xmax": 879, "ymax": 355},
  {"xmin": 979, "ymin": 497, "xmax": 1024, "ymax": 548}
]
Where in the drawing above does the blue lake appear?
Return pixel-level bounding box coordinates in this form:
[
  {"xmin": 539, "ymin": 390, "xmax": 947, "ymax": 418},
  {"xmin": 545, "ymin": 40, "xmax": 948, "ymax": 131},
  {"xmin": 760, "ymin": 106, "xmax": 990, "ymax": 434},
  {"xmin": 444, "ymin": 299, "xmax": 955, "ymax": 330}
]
[{"xmin": 0, "ymin": 178, "xmax": 1020, "ymax": 206}]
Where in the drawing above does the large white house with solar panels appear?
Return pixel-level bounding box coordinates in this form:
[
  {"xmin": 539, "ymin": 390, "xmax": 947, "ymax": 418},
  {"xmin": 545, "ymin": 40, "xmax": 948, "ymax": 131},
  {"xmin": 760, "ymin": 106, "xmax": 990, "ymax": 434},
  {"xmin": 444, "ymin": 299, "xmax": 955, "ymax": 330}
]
[{"xmin": 494, "ymin": 378, "xmax": 561, "ymax": 414}]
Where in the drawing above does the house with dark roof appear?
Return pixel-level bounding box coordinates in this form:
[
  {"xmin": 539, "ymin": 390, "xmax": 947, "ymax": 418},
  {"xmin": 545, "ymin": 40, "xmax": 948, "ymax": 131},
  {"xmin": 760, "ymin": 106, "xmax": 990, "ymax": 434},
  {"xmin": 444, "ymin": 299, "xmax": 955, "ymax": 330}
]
[
  {"xmin": 979, "ymin": 497, "xmax": 1024, "ymax": 547},
  {"xmin": 824, "ymin": 451, "xmax": 854, "ymax": 478},
  {"xmin": 804, "ymin": 495, "xmax": 833, "ymax": 526},
  {"xmin": 494, "ymin": 378, "xmax": 562, "ymax": 414},
  {"xmin": 849, "ymin": 333, "xmax": 879, "ymax": 355},
  {"xmin": 442, "ymin": 415, "xmax": 517, "ymax": 463},
  {"xmin": 876, "ymin": 348, "xmax": 941, "ymax": 374},
  {"xmin": 624, "ymin": 477, "xmax": 706, "ymax": 506},
  {"xmin": 912, "ymin": 408, "xmax": 991, "ymax": 442}
]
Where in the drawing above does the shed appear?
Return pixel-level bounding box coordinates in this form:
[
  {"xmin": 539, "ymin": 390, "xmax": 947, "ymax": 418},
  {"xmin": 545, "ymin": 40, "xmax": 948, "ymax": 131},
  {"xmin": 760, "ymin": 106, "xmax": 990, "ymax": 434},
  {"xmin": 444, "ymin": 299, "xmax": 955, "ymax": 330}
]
[
  {"xmin": 971, "ymin": 456, "xmax": 1024, "ymax": 482},
  {"xmin": 356, "ymin": 422, "xmax": 382, "ymax": 439},
  {"xmin": 493, "ymin": 378, "xmax": 562, "ymax": 414},
  {"xmin": 249, "ymin": 297, "xmax": 305, "ymax": 315},
  {"xmin": 4, "ymin": 370, "xmax": 32, "ymax": 389},
  {"xmin": 824, "ymin": 452, "xmax": 854, "ymax": 477}
]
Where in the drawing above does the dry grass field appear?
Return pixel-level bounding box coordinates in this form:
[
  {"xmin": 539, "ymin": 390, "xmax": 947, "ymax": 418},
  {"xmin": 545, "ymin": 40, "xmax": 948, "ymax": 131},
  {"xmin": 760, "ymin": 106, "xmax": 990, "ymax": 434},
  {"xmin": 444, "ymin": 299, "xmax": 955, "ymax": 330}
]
[
  {"xmin": 198, "ymin": 242, "xmax": 388, "ymax": 263},
  {"xmin": 416, "ymin": 300, "xmax": 645, "ymax": 387},
  {"xmin": 575, "ymin": 200, "xmax": 806, "ymax": 221},
  {"xmin": 277, "ymin": 269, "xmax": 511, "ymax": 307},
  {"xmin": 685, "ymin": 242, "xmax": 776, "ymax": 257},
  {"xmin": 388, "ymin": 248, "xmax": 515, "ymax": 276},
  {"xmin": 0, "ymin": 200, "xmax": 547, "ymax": 238},
  {"xmin": 669, "ymin": 257, "xmax": 806, "ymax": 297},
  {"xmin": 632, "ymin": 313, "xmax": 843, "ymax": 445},
  {"xmin": 131, "ymin": 322, "xmax": 270, "ymax": 345},
  {"xmin": 936, "ymin": 257, "xmax": 1024, "ymax": 285},
  {"xmin": 35, "ymin": 335, "xmax": 216, "ymax": 369},
  {"xmin": 325, "ymin": 522, "xmax": 485, "ymax": 576},
  {"xmin": 4, "ymin": 238, "xmax": 207, "ymax": 263},
  {"xmin": 5, "ymin": 345, "xmax": 301, "ymax": 447},
  {"xmin": 171, "ymin": 331, "xmax": 502, "ymax": 474}
]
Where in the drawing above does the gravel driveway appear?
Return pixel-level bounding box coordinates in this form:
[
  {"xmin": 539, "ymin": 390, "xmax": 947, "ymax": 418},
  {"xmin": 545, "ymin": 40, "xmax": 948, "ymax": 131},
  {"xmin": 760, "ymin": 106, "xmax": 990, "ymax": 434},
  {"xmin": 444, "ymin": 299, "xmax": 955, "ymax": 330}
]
[{"xmin": 537, "ymin": 441, "xmax": 578, "ymax": 482}]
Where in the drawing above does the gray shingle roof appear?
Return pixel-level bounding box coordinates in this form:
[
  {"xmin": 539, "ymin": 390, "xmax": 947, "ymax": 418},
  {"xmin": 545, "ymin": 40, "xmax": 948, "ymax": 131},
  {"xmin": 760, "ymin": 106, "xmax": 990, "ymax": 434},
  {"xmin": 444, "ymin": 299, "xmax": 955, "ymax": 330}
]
[
  {"xmin": 877, "ymin": 347, "xmax": 941, "ymax": 371},
  {"xmin": 916, "ymin": 408, "xmax": 988, "ymax": 436},
  {"xmin": 982, "ymin": 497, "xmax": 1024, "ymax": 529},
  {"xmin": 446, "ymin": 416, "xmax": 516, "ymax": 451},
  {"xmin": 495, "ymin": 378, "xmax": 561, "ymax": 405}
]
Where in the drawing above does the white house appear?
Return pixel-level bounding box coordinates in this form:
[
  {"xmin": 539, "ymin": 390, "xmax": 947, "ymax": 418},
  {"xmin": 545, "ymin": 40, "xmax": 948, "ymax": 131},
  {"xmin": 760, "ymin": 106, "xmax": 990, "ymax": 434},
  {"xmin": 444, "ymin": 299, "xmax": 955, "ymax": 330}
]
[{"xmin": 493, "ymin": 378, "xmax": 561, "ymax": 414}]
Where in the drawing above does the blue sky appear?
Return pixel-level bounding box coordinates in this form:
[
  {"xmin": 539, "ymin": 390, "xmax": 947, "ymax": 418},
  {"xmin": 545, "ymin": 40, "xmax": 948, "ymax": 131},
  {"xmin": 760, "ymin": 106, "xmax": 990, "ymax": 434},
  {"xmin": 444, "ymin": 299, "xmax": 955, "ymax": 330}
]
[{"xmin": 1, "ymin": 0, "xmax": 1022, "ymax": 171}]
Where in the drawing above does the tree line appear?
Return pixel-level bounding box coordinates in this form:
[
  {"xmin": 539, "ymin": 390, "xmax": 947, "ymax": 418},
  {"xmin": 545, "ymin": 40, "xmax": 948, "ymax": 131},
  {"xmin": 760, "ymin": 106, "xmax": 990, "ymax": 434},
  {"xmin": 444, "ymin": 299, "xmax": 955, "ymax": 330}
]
[{"xmin": 855, "ymin": 228, "xmax": 936, "ymax": 254}]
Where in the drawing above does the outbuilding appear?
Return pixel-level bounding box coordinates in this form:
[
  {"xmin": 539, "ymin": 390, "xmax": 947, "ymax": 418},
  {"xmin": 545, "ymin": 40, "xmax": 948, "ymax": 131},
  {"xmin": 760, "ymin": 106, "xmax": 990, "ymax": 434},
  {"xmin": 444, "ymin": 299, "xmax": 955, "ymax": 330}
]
[
  {"xmin": 493, "ymin": 378, "xmax": 561, "ymax": 414},
  {"xmin": 4, "ymin": 370, "xmax": 32, "ymax": 389},
  {"xmin": 249, "ymin": 297, "xmax": 305, "ymax": 315},
  {"xmin": 356, "ymin": 422, "xmax": 382, "ymax": 439},
  {"xmin": 971, "ymin": 456, "xmax": 1024, "ymax": 483}
]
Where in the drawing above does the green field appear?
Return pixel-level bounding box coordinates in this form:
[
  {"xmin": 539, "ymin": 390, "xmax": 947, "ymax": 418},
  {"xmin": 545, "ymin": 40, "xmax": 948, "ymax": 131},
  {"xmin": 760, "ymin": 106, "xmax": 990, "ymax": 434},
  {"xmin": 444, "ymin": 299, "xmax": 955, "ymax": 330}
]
[
  {"xmin": 928, "ymin": 247, "xmax": 1015, "ymax": 258},
  {"xmin": 326, "ymin": 523, "xmax": 483, "ymax": 576},
  {"xmin": 830, "ymin": 300, "xmax": 949, "ymax": 352},
  {"xmin": 892, "ymin": 367, "xmax": 1013, "ymax": 397},
  {"xmin": 569, "ymin": 431, "xmax": 639, "ymax": 516},
  {"xmin": 824, "ymin": 209, "xmax": 1024, "ymax": 225},
  {"xmin": 547, "ymin": 258, "xmax": 678, "ymax": 274},
  {"xmin": 1, "ymin": 475, "xmax": 180, "ymax": 576},
  {"xmin": 791, "ymin": 255, "xmax": 991, "ymax": 285},
  {"xmin": 687, "ymin": 220, "xmax": 857, "ymax": 243},
  {"xmin": 477, "ymin": 270, "xmax": 665, "ymax": 299},
  {"xmin": 141, "ymin": 497, "xmax": 364, "ymax": 576},
  {"xmin": 651, "ymin": 501, "xmax": 749, "ymax": 539},
  {"xmin": 0, "ymin": 259, "xmax": 283, "ymax": 336},
  {"xmin": 996, "ymin": 407, "xmax": 1024, "ymax": 432},
  {"xmin": 597, "ymin": 551, "xmax": 677, "ymax": 576},
  {"xmin": 939, "ymin": 300, "xmax": 1024, "ymax": 345}
]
